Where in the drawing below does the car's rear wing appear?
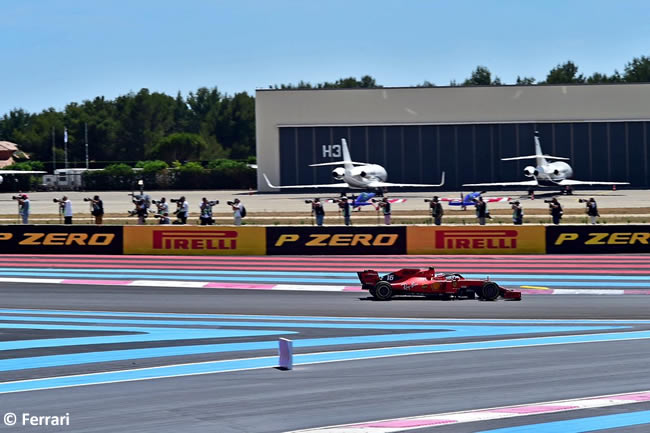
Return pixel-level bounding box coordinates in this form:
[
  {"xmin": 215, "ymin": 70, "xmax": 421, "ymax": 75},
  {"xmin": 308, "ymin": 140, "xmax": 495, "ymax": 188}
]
[{"xmin": 357, "ymin": 270, "xmax": 380, "ymax": 286}]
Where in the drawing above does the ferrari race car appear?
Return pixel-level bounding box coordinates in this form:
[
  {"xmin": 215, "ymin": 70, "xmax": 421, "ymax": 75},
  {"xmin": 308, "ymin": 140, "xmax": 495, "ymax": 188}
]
[{"xmin": 357, "ymin": 267, "xmax": 521, "ymax": 301}]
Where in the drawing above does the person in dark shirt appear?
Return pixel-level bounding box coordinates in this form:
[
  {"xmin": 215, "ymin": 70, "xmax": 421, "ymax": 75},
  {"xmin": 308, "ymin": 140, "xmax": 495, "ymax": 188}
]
[
  {"xmin": 430, "ymin": 196, "xmax": 443, "ymax": 225},
  {"xmin": 586, "ymin": 197, "xmax": 599, "ymax": 224},
  {"xmin": 549, "ymin": 198, "xmax": 563, "ymax": 225},
  {"xmin": 311, "ymin": 198, "xmax": 325, "ymax": 226},
  {"xmin": 511, "ymin": 200, "xmax": 523, "ymax": 225},
  {"xmin": 338, "ymin": 194, "xmax": 351, "ymax": 226},
  {"xmin": 475, "ymin": 196, "xmax": 488, "ymax": 225}
]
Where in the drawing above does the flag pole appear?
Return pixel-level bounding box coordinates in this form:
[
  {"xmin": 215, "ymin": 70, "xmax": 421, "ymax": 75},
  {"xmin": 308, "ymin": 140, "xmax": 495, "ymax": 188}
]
[
  {"xmin": 84, "ymin": 122, "xmax": 89, "ymax": 169},
  {"xmin": 51, "ymin": 126, "xmax": 56, "ymax": 171},
  {"xmin": 64, "ymin": 127, "xmax": 69, "ymax": 169}
]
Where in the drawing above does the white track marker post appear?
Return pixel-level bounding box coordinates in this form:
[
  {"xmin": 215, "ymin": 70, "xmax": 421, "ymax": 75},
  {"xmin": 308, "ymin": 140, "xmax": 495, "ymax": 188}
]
[{"xmin": 278, "ymin": 338, "xmax": 293, "ymax": 370}]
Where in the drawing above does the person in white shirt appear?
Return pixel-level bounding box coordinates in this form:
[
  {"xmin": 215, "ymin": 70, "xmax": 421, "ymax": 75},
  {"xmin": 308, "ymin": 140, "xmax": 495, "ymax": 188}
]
[
  {"xmin": 173, "ymin": 196, "xmax": 189, "ymax": 224},
  {"xmin": 232, "ymin": 198, "xmax": 242, "ymax": 226},
  {"xmin": 61, "ymin": 196, "xmax": 73, "ymax": 224}
]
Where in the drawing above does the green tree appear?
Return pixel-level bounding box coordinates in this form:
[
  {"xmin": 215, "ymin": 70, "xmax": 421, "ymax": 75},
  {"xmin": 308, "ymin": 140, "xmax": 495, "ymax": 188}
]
[
  {"xmin": 587, "ymin": 71, "xmax": 623, "ymax": 84},
  {"xmin": 148, "ymin": 132, "xmax": 207, "ymax": 162},
  {"xmin": 2, "ymin": 160, "xmax": 46, "ymax": 171},
  {"xmin": 103, "ymin": 163, "xmax": 133, "ymax": 176},
  {"xmin": 623, "ymin": 56, "xmax": 650, "ymax": 82},
  {"xmin": 137, "ymin": 160, "xmax": 169, "ymax": 174},
  {"xmin": 516, "ymin": 76, "xmax": 536, "ymax": 85},
  {"xmin": 462, "ymin": 66, "xmax": 501, "ymax": 86},
  {"xmin": 543, "ymin": 61, "xmax": 585, "ymax": 84}
]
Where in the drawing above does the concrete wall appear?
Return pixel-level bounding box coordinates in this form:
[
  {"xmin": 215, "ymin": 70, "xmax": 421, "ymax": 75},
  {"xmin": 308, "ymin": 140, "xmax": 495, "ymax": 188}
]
[{"xmin": 255, "ymin": 84, "xmax": 650, "ymax": 191}]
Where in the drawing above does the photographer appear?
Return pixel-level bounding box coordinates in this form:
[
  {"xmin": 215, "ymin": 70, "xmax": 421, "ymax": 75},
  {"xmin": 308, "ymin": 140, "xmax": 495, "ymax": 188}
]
[
  {"xmin": 230, "ymin": 198, "xmax": 245, "ymax": 226},
  {"xmin": 172, "ymin": 196, "xmax": 189, "ymax": 224},
  {"xmin": 309, "ymin": 198, "xmax": 325, "ymax": 226},
  {"xmin": 511, "ymin": 201, "xmax": 523, "ymax": 225},
  {"xmin": 200, "ymin": 197, "xmax": 218, "ymax": 225},
  {"xmin": 153, "ymin": 197, "xmax": 169, "ymax": 215},
  {"xmin": 155, "ymin": 211, "xmax": 171, "ymax": 224},
  {"xmin": 58, "ymin": 196, "xmax": 73, "ymax": 224},
  {"xmin": 85, "ymin": 195, "xmax": 104, "ymax": 225},
  {"xmin": 134, "ymin": 198, "xmax": 148, "ymax": 225},
  {"xmin": 429, "ymin": 196, "xmax": 443, "ymax": 225},
  {"xmin": 378, "ymin": 197, "xmax": 391, "ymax": 225},
  {"xmin": 14, "ymin": 194, "xmax": 29, "ymax": 224},
  {"xmin": 584, "ymin": 197, "xmax": 599, "ymax": 224},
  {"xmin": 474, "ymin": 196, "xmax": 488, "ymax": 225},
  {"xmin": 337, "ymin": 194, "xmax": 351, "ymax": 226},
  {"xmin": 548, "ymin": 197, "xmax": 563, "ymax": 225}
]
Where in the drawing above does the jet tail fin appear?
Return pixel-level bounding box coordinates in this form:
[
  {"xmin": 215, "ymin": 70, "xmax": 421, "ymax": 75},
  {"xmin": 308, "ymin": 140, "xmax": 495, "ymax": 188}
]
[
  {"xmin": 341, "ymin": 138, "xmax": 354, "ymax": 171},
  {"xmin": 534, "ymin": 131, "xmax": 547, "ymax": 167},
  {"xmin": 501, "ymin": 132, "xmax": 569, "ymax": 163}
]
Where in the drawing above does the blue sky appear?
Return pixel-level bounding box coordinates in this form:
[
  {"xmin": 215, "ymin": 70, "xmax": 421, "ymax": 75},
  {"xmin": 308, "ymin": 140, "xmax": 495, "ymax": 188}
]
[{"xmin": 2, "ymin": 0, "xmax": 649, "ymax": 115}]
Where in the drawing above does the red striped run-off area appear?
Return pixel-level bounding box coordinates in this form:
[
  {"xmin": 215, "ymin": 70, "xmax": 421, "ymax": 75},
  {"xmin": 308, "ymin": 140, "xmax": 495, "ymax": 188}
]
[{"xmin": 0, "ymin": 254, "xmax": 648, "ymax": 273}]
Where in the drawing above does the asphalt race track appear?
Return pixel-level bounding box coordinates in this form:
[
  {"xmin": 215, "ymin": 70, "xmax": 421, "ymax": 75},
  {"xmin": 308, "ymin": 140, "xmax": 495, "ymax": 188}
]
[{"xmin": 1, "ymin": 255, "xmax": 650, "ymax": 432}]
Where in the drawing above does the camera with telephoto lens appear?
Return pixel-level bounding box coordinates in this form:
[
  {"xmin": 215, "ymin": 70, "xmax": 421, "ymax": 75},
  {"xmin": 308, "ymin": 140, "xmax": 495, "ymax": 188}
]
[
  {"xmin": 52, "ymin": 198, "xmax": 64, "ymax": 203},
  {"xmin": 83, "ymin": 197, "xmax": 93, "ymax": 202},
  {"xmin": 578, "ymin": 199, "xmax": 588, "ymax": 203},
  {"xmin": 424, "ymin": 199, "xmax": 432, "ymax": 202},
  {"xmin": 543, "ymin": 199, "xmax": 554, "ymax": 203},
  {"xmin": 11, "ymin": 195, "xmax": 22, "ymax": 200},
  {"xmin": 304, "ymin": 200, "xmax": 314, "ymax": 204},
  {"xmin": 227, "ymin": 201, "xmax": 235, "ymax": 206},
  {"xmin": 509, "ymin": 201, "xmax": 520, "ymax": 206},
  {"xmin": 170, "ymin": 198, "xmax": 183, "ymax": 203},
  {"xmin": 206, "ymin": 200, "xmax": 219, "ymax": 206}
]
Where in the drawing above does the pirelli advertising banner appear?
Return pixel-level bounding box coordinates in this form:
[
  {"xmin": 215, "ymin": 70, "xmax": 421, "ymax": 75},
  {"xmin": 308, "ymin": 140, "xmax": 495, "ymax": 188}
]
[
  {"xmin": 407, "ymin": 226, "xmax": 546, "ymax": 254},
  {"xmin": 547, "ymin": 225, "xmax": 650, "ymax": 254},
  {"xmin": 123, "ymin": 226, "xmax": 266, "ymax": 255},
  {"xmin": 0, "ymin": 225, "xmax": 123, "ymax": 254},
  {"xmin": 266, "ymin": 226, "xmax": 407, "ymax": 255}
]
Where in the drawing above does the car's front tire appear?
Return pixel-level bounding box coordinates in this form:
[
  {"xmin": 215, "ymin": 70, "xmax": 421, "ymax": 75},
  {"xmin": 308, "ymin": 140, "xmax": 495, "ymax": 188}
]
[
  {"xmin": 479, "ymin": 282, "xmax": 500, "ymax": 301},
  {"xmin": 374, "ymin": 281, "xmax": 393, "ymax": 301}
]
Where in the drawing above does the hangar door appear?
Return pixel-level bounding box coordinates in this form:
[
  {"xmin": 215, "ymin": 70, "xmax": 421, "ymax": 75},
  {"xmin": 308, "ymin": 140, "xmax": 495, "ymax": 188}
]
[{"xmin": 278, "ymin": 122, "xmax": 649, "ymax": 189}]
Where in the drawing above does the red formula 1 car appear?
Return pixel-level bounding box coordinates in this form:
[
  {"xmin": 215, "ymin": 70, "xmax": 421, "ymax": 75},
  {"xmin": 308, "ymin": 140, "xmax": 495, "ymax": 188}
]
[{"xmin": 357, "ymin": 267, "xmax": 521, "ymax": 301}]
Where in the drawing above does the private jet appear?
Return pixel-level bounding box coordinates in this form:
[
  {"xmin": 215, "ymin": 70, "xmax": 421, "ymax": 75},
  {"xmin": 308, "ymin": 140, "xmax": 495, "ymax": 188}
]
[
  {"xmin": 263, "ymin": 139, "xmax": 445, "ymax": 190},
  {"xmin": 463, "ymin": 131, "xmax": 629, "ymax": 195}
]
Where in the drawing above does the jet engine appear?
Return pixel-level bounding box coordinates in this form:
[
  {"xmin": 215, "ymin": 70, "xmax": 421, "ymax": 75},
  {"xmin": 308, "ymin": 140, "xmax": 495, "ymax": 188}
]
[
  {"xmin": 523, "ymin": 166, "xmax": 538, "ymax": 177},
  {"xmin": 358, "ymin": 171, "xmax": 367, "ymax": 178},
  {"xmin": 332, "ymin": 167, "xmax": 345, "ymax": 180},
  {"xmin": 553, "ymin": 169, "xmax": 559, "ymax": 175}
]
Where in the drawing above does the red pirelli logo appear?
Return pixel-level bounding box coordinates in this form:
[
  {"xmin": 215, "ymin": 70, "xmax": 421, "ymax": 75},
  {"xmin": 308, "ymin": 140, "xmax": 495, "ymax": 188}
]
[
  {"xmin": 152, "ymin": 230, "xmax": 238, "ymax": 250},
  {"xmin": 435, "ymin": 229, "xmax": 518, "ymax": 249}
]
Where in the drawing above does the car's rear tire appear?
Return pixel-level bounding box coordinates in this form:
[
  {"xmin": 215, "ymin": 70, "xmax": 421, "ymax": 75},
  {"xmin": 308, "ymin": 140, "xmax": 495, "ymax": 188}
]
[
  {"xmin": 374, "ymin": 281, "xmax": 393, "ymax": 301},
  {"xmin": 479, "ymin": 282, "xmax": 500, "ymax": 301},
  {"xmin": 369, "ymin": 287, "xmax": 377, "ymax": 298}
]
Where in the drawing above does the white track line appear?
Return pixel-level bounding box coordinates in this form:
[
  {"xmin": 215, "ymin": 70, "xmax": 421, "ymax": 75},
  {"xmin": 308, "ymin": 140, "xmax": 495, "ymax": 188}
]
[{"xmin": 287, "ymin": 390, "xmax": 650, "ymax": 432}]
